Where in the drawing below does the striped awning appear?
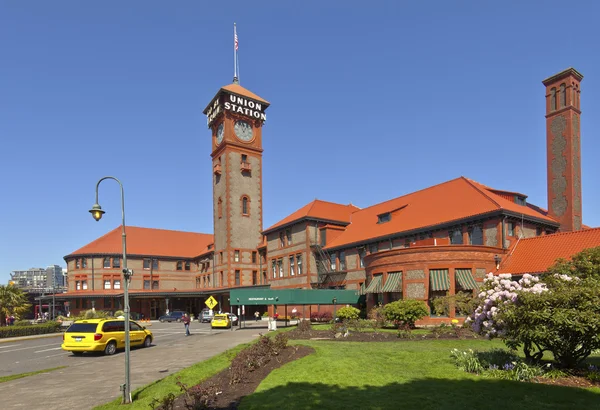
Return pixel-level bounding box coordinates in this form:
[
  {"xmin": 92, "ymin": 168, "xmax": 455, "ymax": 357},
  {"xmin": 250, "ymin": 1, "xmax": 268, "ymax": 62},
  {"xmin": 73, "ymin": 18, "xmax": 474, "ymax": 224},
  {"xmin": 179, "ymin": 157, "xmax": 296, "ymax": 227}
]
[
  {"xmin": 429, "ymin": 269, "xmax": 450, "ymax": 291},
  {"xmin": 382, "ymin": 272, "xmax": 403, "ymax": 293},
  {"xmin": 364, "ymin": 275, "xmax": 383, "ymax": 294},
  {"xmin": 455, "ymin": 269, "xmax": 478, "ymax": 290},
  {"xmin": 357, "ymin": 282, "xmax": 366, "ymax": 296}
]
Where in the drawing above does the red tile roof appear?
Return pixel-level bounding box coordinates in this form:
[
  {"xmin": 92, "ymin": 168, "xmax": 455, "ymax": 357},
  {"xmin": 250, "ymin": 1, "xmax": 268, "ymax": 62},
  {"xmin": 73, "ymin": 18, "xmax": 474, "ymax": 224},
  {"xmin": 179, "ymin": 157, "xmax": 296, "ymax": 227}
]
[
  {"xmin": 325, "ymin": 177, "xmax": 558, "ymax": 249},
  {"xmin": 263, "ymin": 200, "xmax": 361, "ymax": 233},
  {"xmin": 221, "ymin": 83, "xmax": 270, "ymax": 105},
  {"xmin": 497, "ymin": 227, "xmax": 600, "ymax": 274},
  {"xmin": 65, "ymin": 226, "xmax": 213, "ymax": 259}
]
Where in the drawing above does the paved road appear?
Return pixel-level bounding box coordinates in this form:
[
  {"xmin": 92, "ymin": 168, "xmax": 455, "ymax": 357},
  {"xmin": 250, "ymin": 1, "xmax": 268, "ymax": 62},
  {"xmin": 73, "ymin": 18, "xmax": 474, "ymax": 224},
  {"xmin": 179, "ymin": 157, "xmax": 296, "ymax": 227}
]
[{"xmin": 0, "ymin": 320, "xmax": 268, "ymax": 409}]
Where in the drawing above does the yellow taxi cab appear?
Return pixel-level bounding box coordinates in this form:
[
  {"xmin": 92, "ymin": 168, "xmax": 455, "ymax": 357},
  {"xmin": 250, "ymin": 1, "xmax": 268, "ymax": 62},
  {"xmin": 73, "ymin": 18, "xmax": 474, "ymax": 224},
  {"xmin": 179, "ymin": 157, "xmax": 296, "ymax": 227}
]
[
  {"xmin": 61, "ymin": 318, "xmax": 153, "ymax": 356},
  {"xmin": 211, "ymin": 313, "xmax": 231, "ymax": 329}
]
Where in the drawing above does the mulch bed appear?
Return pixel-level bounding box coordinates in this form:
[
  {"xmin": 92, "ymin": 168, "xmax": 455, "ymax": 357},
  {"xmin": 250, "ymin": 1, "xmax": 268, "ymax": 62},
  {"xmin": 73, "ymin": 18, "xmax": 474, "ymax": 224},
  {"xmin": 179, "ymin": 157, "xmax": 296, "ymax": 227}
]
[
  {"xmin": 170, "ymin": 344, "xmax": 314, "ymax": 410},
  {"xmin": 285, "ymin": 327, "xmax": 479, "ymax": 342},
  {"xmin": 534, "ymin": 372, "xmax": 600, "ymax": 389}
]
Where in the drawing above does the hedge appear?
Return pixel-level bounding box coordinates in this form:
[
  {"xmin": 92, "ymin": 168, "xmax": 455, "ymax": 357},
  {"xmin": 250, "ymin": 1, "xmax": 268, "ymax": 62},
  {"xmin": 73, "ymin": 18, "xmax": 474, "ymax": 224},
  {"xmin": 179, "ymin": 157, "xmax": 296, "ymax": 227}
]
[{"xmin": 0, "ymin": 321, "xmax": 62, "ymax": 339}]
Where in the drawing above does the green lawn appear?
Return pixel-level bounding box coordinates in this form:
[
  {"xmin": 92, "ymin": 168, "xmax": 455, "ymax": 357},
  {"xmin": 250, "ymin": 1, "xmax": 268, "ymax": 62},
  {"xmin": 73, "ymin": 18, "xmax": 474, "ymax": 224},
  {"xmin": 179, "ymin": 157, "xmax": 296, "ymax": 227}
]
[
  {"xmin": 0, "ymin": 366, "xmax": 65, "ymax": 383},
  {"xmin": 240, "ymin": 339, "xmax": 600, "ymax": 410}
]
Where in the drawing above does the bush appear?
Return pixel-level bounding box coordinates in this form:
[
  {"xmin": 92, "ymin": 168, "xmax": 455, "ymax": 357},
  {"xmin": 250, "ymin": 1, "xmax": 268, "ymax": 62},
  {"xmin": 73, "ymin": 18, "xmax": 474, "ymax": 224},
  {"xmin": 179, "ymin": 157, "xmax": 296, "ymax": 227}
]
[
  {"xmin": 310, "ymin": 312, "xmax": 332, "ymax": 322},
  {"xmin": 262, "ymin": 312, "xmax": 269, "ymax": 317},
  {"xmin": 382, "ymin": 300, "xmax": 428, "ymax": 328},
  {"xmin": 114, "ymin": 310, "xmax": 124, "ymax": 318},
  {"xmin": 13, "ymin": 320, "xmax": 32, "ymax": 326},
  {"xmin": 229, "ymin": 334, "xmax": 290, "ymax": 385},
  {"xmin": 450, "ymin": 348, "xmax": 484, "ymax": 374},
  {"xmin": 336, "ymin": 306, "xmax": 360, "ymax": 321},
  {"xmin": 432, "ymin": 291, "xmax": 477, "ymax": 316},
  {"xmin": 0, "ymin": 321, "xmax": 61, "ymax": 339},
  {"xmin": 367, "ymin": 306, "xmax": 386, "ymax": 330},
  {"xmin": 297, "ymin": 320, "xmax": 312, "ymax": 332}
]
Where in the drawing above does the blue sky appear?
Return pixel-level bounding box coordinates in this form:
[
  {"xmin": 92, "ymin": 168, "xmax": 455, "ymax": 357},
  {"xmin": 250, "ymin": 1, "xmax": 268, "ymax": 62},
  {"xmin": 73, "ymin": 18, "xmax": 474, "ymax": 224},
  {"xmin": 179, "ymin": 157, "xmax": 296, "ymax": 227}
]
[{"xmin": 1, "ymin": 1, "xmax": 599, "ymax": 284}]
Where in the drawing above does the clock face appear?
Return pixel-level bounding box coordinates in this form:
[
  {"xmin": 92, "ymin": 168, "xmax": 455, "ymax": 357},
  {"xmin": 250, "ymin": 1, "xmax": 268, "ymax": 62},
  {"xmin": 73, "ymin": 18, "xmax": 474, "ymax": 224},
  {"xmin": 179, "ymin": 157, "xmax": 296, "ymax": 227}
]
[
  {"xmin": 216, "ymin": 123, "xmax": 224, "ymax": 145},
  {"xmin": 234, "ymin": 120, "xmax": 253, "ymax": 142}
]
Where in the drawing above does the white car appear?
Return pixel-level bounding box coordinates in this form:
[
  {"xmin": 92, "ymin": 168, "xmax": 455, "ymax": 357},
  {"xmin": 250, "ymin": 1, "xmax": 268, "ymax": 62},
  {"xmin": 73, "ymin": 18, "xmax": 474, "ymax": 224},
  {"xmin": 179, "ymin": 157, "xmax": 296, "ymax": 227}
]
[{"xmin": 227, "ymin": 313, "xmax": 238, "ymax": 325}]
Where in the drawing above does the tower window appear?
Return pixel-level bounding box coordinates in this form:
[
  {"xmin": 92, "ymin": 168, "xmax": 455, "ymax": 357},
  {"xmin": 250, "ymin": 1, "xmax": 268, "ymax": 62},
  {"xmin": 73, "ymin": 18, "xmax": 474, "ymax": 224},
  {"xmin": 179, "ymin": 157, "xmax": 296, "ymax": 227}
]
[
  {"xmin": 377, "ymin": 212, "xmax": 391, "ymax": 223},
  {"xmin": 560, "ymin": 83, "xmax": 566, "ymax": 108},
  {"xmin": 550, "ymin": 87, "xmax": 556, "ymax": 111},
  {"xmin": 507, "ymin": 222, "xmax": 515, "ymax": 237},
  {"xmin": 450, "ymin": 229, "xmax": 463, "ymax": 245},
  {"xmin": 241, "ymin": 154, "xmax": 247, "ymax": 163},
  {"xmin": 218, "ymin": 197, "xmax": 223, "ymax": 219},
  {"xmin": 514, "ymin": 196, "xmax": 527, "ymax": 206},
  {"xmin": 468, "ymin": 226, "xmax": 483, "ymax": 246},
  {"xmin": 234, "ymin": 250, "xmax": 240, "ymax": 262},
  {"xmin": 241, "ymin": 196, "xmax": 250, "ymax": 216}
]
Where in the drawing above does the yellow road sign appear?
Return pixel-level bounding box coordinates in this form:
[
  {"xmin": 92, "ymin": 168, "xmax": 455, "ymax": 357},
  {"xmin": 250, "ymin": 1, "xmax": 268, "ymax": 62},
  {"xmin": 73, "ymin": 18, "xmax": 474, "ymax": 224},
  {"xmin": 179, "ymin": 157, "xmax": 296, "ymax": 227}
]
[{"xmin": 205, "ymin": 296, "xmax": 218, "ymax": 310}]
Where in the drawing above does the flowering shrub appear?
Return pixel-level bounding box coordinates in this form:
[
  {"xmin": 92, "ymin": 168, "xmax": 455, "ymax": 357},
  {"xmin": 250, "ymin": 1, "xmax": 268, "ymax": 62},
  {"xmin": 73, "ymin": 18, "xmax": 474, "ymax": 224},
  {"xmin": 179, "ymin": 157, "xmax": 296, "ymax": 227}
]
[
  {"xmin": 335, "ymin": 306, "xmax": 360, "ymax": 321},
  {"xmin": 450, "ymin": 348, "xmax": 542, "ymax": 381},
  {"xmin": 467, "ymin": 247, "xmax": 600, "ymax": 368}
]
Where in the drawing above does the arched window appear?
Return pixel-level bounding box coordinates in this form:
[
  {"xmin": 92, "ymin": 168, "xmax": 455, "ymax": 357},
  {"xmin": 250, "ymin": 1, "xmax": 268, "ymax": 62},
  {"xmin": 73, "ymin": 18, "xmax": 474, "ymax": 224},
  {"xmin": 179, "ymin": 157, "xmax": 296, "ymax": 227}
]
[
  {"xmin": 560, "ymin": 83, "xmax": 566, "ymax": 108},
  {"xmin": 550, "ymin": 87, "xmax": 556, "ymax": 111},
  {"xmin": 218, "ymin": 197, "xmax": 223, "ymax": 219},
  {"xmin": 241, "ymin": 195, "xmax": 250, "ymax": 216}
]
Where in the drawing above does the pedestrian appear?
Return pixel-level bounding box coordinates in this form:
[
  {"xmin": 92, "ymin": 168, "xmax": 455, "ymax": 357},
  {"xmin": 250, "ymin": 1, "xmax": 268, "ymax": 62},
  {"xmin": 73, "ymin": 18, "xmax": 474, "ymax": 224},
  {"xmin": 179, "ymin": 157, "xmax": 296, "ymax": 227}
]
[
  {"xmin": 182, "ymin": 313, "xmax": 191, "ymax": 336},
  {"xmin": 254, "ymin": 311, "xmax": 260, "ymax": 322}
]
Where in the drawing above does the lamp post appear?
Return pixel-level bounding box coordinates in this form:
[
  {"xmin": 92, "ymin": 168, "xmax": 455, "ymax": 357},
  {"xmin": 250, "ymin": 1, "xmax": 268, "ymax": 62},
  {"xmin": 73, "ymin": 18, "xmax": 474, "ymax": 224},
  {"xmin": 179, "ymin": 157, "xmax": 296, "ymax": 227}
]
[
  {"xmin": 332, "ymin": 297, "xmax": 337, "ymax": 322},
  {"xmin": 89, "ymin": 176, "xmax": 133, "ymax": 404}
]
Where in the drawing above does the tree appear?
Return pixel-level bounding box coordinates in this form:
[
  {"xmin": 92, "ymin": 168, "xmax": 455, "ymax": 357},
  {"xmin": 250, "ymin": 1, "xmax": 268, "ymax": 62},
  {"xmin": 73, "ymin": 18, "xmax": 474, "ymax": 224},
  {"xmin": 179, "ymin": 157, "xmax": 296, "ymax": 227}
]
[
  {"xmin": 469, "ymin": 247, "xmax": 600, "ymax": 368},
  {"xmin": 381, "ymin": 300, "xmax": 428, "ymax": 328},
  {"xmin": 0, "ymin": 285, "xmax": 31, "ymax": 326}
]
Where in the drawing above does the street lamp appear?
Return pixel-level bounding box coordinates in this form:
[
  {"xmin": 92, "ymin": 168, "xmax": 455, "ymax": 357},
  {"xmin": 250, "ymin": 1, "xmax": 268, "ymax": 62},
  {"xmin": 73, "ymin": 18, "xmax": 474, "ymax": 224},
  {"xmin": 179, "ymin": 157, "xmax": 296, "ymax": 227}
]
[
  {"xmin": 89, "ymin": 176, "xmax": 133, "ymax": 404},
  {"xmin": 332, "ymin": 297, "xmax": 337, "ymax": 322}
]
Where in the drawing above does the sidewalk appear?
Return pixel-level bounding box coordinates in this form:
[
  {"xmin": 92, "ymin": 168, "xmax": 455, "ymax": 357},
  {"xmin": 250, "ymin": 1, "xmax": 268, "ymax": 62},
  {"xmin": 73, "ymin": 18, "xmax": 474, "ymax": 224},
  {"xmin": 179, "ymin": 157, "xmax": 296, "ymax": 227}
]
[{"xmin": 2, "ymin": 326, "xmax": 263, "ymax": 409}]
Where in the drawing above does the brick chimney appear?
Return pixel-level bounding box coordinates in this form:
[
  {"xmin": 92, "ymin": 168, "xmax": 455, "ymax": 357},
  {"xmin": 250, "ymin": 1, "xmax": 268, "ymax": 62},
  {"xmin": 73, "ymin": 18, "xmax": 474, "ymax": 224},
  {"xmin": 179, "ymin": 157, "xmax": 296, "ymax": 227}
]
[{"xmin": 542, "ymin": 68, "xmax": 583, "ymax": 232}]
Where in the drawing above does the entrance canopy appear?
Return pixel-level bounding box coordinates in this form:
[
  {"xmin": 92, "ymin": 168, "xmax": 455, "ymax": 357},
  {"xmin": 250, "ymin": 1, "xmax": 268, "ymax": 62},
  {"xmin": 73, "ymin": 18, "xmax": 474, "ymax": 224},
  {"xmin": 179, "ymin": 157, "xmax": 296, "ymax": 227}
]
[{"xmin": 229, "ymin": 289, "xmax": 360, "ymax": 306}]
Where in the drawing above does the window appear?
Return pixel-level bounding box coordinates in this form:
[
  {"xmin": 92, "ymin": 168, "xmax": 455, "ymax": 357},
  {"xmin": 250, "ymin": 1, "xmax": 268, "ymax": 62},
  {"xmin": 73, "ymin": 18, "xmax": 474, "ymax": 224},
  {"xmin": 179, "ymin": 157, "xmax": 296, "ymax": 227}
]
[
  {"xmin": 234, "ymin": 250, "xmax": 240, "ymax": 262},
  {"xmin": 241, "ymin": 154, "xmax": 247, "ymax": 163},
  {"xmin": 296, "ymin": 254, "xmax": 303, "ymax": 274},
  {"xmin": 242, "ymin": 196, "xmax": 249, "ymax": 215},
  {"xmin": 152, "ymin": 259, "xmax": 158, "ymax": 269},
  {"xmin": 262, "ymin": 270, "xmax": 267, "ymax": 283},
  {"xmin": 82, "ymin": 258, "xmax": 87, "ymax": 268},
  {"xmin": 143, "ymin": 258, "xmax": 151, "ymax": 269},
  {"xmin": 286, "ymin": 229, "xmax": 292, "ymax": 245},
  {"xmin": 114, "ymin": 280, "xmax": 121, "ymax": 289},
  {"xmin": 450, "ymin": 229, "xmax": 463, "ymax": 245},
  {"xmin": 185, "ymin": 261, "xmax": 191, "ymax": 271},
  {"xmin": 469, "ymin": 226, "xmax": 483, "ymax": 246},
  {"xmin": 508, "ymin": 222, "xmax": 515, "ymax": 237},
  {"xmin": 252, "ymin": 251, "xmax": 257, "ymax": 264},
  {"xmin": 76, "ymin": 281, "xmax": 81, "ymax": 290},
  {"xmin": 339, "ymin": 251, "xmax": 346, "ymax": 270},
  {"xmin": 271, "ymin": 260, "xmax": 277, "ymax": 278},
  {"xmin": 560, "ymin": 83, "xmax": 566, "ymax": 108},
  {"xmin": 220, "ymin": 272, "xmax": 224, "ymax": 287},
  {"xmin": 176, "ymin": 261, "xmax": 183, "ymax": 270},
  {"xmin": 320, "ymin": 230, "xmax": 326, "ymax": 246},
  {"xmin": 514, "ymin": 196, "xmax": 527, "ymax": 206},
  {"xmin": 278, "ymin": 258, "xmax": 283, "ymax": 277},
  {"xmin": 113, "ymin": 258, "xmax": 120, "ymax": 268},
  {"xmin": 220, "ymin": 252, "xmax": 224, "ymax": 264},
  {"xmin": 369, "ymin": 243, "xmax": 378, "ymax": 254},
  {"xmin": 76, "ymin": 259, "xmax": 81, "ymax": 269},
  {"xmin": 279, "ymin": 232, "xmax": 285, "ymax": 247},
  {"xmin": 536, "ymin": 227, "xmax": 542, "ymax": 236},
  {"xmin": 235, "ymin": 270, "xmax": 240, "ymax": 286},
  {"xmin": 82, "ymin": 280, "xmax": 88, "ymax": 290},
  {"xmin": 289, "ymin": 256, "xmax": 295, "ymax": 276},
  {"xmin": 551, "ymin": 87, "xmax": 557, "ymax": 111},
  {"xmin": 103, "ymin": 257, "xmax": 111, "ymax": 268},
  {"xmin": 104, "ymin": 280, "xmax": 111, "ymax": 290},
  {"xmin": 573, "ymin": 87, "xmax": 577, "ymax": 108},
  {"xmin": 252, "ymin": 270, "xmax": 258, "ymax": 285},
  {"xmin": 359, "ymin": 248, "xmax": 366, "ymax": 268},
  {"xmin": 218, "ymin": 197, "xmax": 223, "ymax": 219},
  {"xmin": 377, "ymin": 213, "xmax": 391, "ymax": 223},
  {"xmin": 144, "ymin": 280, "xmax": 150, "ymax": 290},
  {"xmin": 330, "ymin": 253, "xmax": 337, "ymax": 271}
]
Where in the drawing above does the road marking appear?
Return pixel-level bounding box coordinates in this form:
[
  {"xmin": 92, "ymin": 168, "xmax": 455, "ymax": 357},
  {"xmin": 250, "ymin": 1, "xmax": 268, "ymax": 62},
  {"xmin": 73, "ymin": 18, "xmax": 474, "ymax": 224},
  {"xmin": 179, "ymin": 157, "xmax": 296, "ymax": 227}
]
[
  {"xmin": 0, "ymin": 344, "xmax": 22, "ymax": 349},
  {"xmin": 34, "ymin": 347, "xmax": 62, "ymax": 353},
  {"xmin": 0, "ymin": 343, "xmax": 58, "ymax": 354}
]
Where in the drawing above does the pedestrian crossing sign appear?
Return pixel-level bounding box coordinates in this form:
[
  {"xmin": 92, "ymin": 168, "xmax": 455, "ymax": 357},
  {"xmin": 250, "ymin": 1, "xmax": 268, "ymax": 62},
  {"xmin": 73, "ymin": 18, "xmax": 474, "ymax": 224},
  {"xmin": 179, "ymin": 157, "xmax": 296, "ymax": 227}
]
[{"xmin": 205, "ymin": 296, "xmax": 218, "ymax": 310}]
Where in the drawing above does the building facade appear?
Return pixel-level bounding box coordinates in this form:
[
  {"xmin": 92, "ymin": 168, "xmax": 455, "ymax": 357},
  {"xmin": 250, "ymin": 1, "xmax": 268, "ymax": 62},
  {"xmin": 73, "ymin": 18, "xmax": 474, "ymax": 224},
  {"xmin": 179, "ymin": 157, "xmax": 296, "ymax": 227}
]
[{"xmin": 61, "ymin": 68, "xmax": 600, "ymax": 324}]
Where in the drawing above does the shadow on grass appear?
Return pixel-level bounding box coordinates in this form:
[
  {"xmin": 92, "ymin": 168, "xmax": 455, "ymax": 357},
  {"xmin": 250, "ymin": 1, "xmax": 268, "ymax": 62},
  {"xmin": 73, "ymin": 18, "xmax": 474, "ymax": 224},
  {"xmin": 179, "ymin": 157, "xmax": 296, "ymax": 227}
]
[{"xmin": 238, "ymin": 378, "xmax": 599, "ymax": 410}]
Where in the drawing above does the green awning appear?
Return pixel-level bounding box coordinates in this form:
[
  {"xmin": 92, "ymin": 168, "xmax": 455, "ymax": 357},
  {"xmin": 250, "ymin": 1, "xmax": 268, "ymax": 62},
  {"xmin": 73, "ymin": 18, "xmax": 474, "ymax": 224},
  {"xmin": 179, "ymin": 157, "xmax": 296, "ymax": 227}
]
[
  {"xmin": 455, "ymin": 269, "xmax": 478, "ymax": 290},
  {"xmin": 429, "ymin": 269, "xmax": 450, "ymax": 291},
  {"xmin": 364, "ymin": 275, "xmax": 383, "ymax": 294},
  {"xmin": 357, "ymin": 282, "xmax": 366, "ymax": 296},
  {"xmin": 382, "ymin": 272, "xmax": 403, "ymax": 293}
]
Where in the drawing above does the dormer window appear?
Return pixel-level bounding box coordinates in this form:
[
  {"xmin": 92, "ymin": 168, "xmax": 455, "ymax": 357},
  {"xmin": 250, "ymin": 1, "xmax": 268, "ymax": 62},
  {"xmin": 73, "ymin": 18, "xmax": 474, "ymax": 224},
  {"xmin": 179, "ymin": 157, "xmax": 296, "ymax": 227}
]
[
  {"xmin": 377, "ymin": 212, "xmax": 391, "ymax": 224},
  {"xmin": 514, "ymin": 196, "xmax": 527, "ymax": 206}
]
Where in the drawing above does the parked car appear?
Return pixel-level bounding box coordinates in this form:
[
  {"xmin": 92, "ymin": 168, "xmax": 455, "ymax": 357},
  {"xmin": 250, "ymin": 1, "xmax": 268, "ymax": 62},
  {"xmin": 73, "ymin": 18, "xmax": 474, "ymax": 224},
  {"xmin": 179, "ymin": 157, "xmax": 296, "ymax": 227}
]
[
  {"xmin": 211, "ymin": 314, "xmax": 231, "ymax": 329},
  {"xmin": 61, "ymin": 318, "xmax": 153, "ymax": 356},
  {"xmin": 227, "ymin": 313, "xmax": 238, "ymax": 325},
  {"xmin": 158, "ymin": 311, "xmax": 187, "ymax": 323},
  {"xmin": 199, "ymin": 309, "xmax": 214, "ymax": 323}
]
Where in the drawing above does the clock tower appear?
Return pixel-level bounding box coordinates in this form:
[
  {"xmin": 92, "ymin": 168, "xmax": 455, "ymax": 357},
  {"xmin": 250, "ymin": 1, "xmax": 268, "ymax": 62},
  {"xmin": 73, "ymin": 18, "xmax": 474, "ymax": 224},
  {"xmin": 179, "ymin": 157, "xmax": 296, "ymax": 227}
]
[{"xmin": 203, "ymin": 81, "xmax": 270, "ymax": 289}]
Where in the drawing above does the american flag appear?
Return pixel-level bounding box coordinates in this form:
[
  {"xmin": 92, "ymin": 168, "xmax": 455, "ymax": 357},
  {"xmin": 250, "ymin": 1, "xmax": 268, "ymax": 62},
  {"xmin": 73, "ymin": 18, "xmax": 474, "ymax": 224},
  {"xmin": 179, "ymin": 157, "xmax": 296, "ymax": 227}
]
[{"xmin": 234, "ymin": 30, "xmax": 238, "ymax": 51}]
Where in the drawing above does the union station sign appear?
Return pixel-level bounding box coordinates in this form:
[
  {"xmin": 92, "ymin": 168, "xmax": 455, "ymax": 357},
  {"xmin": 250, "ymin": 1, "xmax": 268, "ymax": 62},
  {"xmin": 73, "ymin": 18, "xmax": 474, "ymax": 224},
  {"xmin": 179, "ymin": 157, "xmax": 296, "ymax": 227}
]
[{"xmin": 206, "ymin": 92, "xmax": 267, "ymax": 127}]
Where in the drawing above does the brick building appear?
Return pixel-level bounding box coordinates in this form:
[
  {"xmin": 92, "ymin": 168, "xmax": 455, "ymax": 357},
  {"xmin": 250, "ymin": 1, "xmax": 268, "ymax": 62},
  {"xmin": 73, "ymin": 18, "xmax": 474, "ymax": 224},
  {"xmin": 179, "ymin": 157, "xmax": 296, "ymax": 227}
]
[{"xmin": 61, "ymin": 68, "xmax": 600, "ymax": 323}]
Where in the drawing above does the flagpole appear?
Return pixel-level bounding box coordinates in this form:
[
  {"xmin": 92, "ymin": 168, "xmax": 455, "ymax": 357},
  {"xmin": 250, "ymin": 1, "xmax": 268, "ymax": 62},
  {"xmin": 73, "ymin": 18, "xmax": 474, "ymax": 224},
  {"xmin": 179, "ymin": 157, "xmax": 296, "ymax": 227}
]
[{"xmin": 233, "ymin": 23, "xmax": 238, "ymax": 83}]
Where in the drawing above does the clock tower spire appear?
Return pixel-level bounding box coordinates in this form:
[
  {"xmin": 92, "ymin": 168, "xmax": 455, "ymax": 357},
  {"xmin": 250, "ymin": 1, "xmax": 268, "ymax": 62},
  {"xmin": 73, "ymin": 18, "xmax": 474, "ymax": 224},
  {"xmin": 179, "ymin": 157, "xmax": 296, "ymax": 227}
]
[{"xmin": 203, "ymin": 83, "xmax": 270, "ymax": 289}]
